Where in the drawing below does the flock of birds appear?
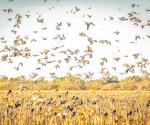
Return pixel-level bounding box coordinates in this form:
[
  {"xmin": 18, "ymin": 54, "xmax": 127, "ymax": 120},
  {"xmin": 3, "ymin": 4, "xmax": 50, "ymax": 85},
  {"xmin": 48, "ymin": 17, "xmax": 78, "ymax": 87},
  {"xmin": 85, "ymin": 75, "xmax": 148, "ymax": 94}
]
[{"xmin": 0, "ymin": 0, "xmax": 150, "ymax": 80}]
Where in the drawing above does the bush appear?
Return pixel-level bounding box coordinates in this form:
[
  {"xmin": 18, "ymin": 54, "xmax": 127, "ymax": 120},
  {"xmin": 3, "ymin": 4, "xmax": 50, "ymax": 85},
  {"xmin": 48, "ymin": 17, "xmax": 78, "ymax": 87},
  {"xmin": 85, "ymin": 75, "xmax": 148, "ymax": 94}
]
[
  {"xmin": 0, "ymin": 75, "xmax": 150, "ymax": 90},
  {"xmin": 103, "ymin": 75, "xmax": 119, "ymax": 83},
  {"xmin": 86, "ymin": 80, "xmax": 104, "ymax": 90}
]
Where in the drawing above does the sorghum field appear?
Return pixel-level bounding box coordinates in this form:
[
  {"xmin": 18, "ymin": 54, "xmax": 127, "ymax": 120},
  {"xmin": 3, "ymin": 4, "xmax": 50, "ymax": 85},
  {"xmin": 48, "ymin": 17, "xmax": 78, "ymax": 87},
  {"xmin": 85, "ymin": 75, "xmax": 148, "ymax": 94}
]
[{"xmin": 0, "ymin": 90, "xmax": 150, "ymax": 125}]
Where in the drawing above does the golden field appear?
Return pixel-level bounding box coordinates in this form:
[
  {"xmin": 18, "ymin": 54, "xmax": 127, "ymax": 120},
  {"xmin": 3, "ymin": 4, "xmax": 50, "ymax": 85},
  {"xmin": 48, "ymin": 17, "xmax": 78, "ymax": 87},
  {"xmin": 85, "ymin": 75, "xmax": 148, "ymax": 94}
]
[
  {"xmin": 0, "ymin": 76, "xmax": 150, "ymax": 125},
  {"xmin": 0, "ymin": 90, "xmax": 150, "ymax": 125}
]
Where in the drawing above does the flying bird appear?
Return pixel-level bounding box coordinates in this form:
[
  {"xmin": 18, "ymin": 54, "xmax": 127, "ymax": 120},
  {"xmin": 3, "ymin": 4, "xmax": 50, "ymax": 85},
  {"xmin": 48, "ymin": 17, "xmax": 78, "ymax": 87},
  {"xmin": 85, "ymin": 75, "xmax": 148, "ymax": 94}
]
[{"xmin": 84, "ymin": 21, "xmax": 95, "ymax": 30}]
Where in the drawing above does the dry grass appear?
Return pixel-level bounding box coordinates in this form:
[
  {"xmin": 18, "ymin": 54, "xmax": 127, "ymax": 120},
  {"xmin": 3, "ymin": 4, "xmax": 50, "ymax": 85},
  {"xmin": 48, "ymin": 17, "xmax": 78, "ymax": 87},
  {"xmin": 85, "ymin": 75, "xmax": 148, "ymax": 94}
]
[{"xmin": 0, "ymin": 90, "xmax": 150, "ymax": 125}]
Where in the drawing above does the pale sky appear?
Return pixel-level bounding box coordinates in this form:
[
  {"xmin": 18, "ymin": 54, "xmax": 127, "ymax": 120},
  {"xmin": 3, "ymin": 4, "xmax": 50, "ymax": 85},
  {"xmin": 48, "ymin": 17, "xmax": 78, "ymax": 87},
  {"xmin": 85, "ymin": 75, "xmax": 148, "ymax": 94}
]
[{"xmin": 0, "ymin": 0, "xmax": 150, "ymax": 80}]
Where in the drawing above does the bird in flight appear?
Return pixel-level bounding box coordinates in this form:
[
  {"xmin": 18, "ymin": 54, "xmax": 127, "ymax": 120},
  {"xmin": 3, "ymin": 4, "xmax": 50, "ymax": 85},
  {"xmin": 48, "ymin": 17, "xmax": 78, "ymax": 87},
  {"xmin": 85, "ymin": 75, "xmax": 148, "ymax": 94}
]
[
  {"xmin": 85, "ymin": 46, "xmax": 93, "ymax": 53},
  {"xmin": 84, "ymin": 21, "xmax": 95, "ymax": 30}
]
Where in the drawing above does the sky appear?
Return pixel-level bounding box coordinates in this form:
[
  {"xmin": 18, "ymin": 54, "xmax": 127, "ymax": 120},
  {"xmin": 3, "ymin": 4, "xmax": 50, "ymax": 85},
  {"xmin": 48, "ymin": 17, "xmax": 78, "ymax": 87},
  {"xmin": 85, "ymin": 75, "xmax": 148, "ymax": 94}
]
[{"xmin": 0, "ymin": 0, "xmax": 150, "ymax": 80}]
